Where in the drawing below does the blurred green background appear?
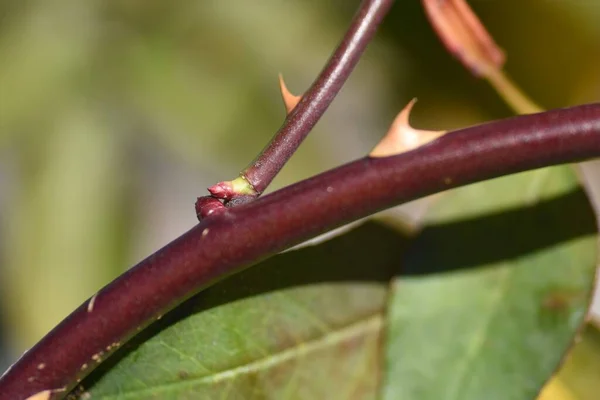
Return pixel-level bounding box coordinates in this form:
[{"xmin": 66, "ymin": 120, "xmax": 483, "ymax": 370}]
[{"xmin": 0, "ymin": 0, "xmax": 599, "ymax": 370}]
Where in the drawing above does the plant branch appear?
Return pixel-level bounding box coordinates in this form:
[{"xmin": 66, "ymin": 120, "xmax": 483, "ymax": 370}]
[
  {"xmin": 1, "ymin": 103, "xmax": 599, "ymax": 400},
  {"xmin": 210, "ymin": 0, "xmax": 396, "ymax": 203}
]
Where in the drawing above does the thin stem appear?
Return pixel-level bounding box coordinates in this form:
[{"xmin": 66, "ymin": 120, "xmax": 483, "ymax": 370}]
[
  {"xmin": 486, "ymin": 69, "xmax": 543, "ymax": 114},
  {"xmin": 2, "ymin": 104, "xmax": 599, "ymax": 400},
  {"xmin": 236, "ymin": 0, "xmax": 395, "ymax": 199}
]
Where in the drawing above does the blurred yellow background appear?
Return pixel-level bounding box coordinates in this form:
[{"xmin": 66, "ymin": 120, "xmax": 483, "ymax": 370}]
[{"xmin": 0, "ymin": 0, "xmax": 599, "ymax": 370}]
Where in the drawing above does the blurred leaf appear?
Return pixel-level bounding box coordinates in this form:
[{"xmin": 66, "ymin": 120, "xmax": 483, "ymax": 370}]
[
  {"xmin": 0, "ymin": 1, "xmax": 98, "ymax": 145},
  {"xmin": 382, "ymin": 166, "xmax": 598, "ymax": 400},
  {"xmin": 1, "ymin": 106, "xmax": 129, "ymax": 349},
  {"xmin": 80, "ymin": 222, "xmax": 410, "ymax": 399},
  {"xmin": 115, "ymin": 0, "xmax": 346, "ymax": 186},
  {"xmin": 551, "ymin": 1, "xmax": 600, "ymax": 36},
  {"xmin": 538, "ymin": 322, "xmax": 600, "ymax": 400}
]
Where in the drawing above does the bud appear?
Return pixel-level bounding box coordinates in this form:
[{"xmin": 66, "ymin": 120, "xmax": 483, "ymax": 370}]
[{"xmin": 208, "ymin": 176, "xmax": 257, "ymax": 201}]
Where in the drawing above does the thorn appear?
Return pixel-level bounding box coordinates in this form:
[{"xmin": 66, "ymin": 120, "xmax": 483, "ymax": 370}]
[
  {"xmin": 369, "ymin": 99, "xmax": 446, "ymax": 158},
  {"xmin": 422, "ymin": 0, "xmax": 504, "ymax": 77},
  {"xmin": 87, "ymin": 293, "xmax": 98, "ymax": 313},
  {"xmin": 25, "ymin": 391, "xmax": 51, "ymax": 400},
  {"xmin": 278, "ymin": 73, "xmax": 302, "ymax": 114},
  {"xmin": 25, "ymin": 388, "xmax": 66, "ymax": 400}
]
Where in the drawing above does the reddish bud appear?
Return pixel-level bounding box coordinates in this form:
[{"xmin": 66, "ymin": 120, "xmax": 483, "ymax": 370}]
[
  {"xmin": 208, "ymin": 177, "xmax": 257, "ymax": 202},
  {"xmin": 208, "ymin": 181, "xmax": 235, "ymax": 200},
  {"xmin": 195, "ymin": 196, "xmax": 226, "ymax": 221}
]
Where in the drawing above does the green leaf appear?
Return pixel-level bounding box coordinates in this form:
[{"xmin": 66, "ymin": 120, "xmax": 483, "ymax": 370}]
[
  {"xmin": 80, "ymin": 222, "xmax": 411, "ymax": 399},
  {"xmin": 538, "ymin": 321, "xmax": 600, "ymax": 400},
  {"xmin": 382, "ymin": 166, "xmax": 598, "ymax": 400}
]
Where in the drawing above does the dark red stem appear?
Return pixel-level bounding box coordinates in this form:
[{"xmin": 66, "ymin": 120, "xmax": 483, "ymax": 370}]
[
  {"xmin": 1, "ymin": 104, "xmax": 599, "ymax": 399},
  {"xmin": 241, "ymin": 0, "xmax": 395, "ymax": 196}
]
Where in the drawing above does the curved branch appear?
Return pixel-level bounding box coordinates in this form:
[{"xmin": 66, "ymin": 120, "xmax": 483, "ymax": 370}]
[{"xmin": 1, "ymin": 104, "xmax": 600, "ymax": 399}]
